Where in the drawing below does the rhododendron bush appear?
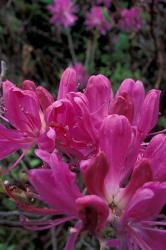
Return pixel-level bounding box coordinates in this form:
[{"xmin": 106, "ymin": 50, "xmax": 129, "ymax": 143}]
[{"xmin": 0, "ymin": 0, "xmax": 166, "ymax": 249}]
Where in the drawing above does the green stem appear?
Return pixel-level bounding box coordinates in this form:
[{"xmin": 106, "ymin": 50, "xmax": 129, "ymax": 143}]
[
  {"xmin": 66, "ymin": 29, "xmax": 77, "ymax": 64},
  {"xmin": 89, "ymin": 31, "xmax": 99, "ymax": 73}
]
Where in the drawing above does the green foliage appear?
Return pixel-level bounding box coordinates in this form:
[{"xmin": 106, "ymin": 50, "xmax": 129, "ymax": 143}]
[
  {"xmin": 159, "ymin": 117, "xmax": 166, "ymax": 128},
  {"xmin": 0, "ymin": 244, "xmax": 15, "ymax": 250}
]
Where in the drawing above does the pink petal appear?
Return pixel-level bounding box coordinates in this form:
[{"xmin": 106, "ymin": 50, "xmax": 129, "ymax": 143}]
[
  {"xmin": 136, "ymin": 226, "xmax": 166, "ymax": 250},
  {"xmin": 37, "ymin": 126, "xmax": 56, "ymax": 153},
  {"xmin": 0, "ymin": 124, "xmax": 33, "ymax": 160},
  {"xmin": 35, "ymin": 149, "xmax": 51, "ymax": 165},
  {"xmin": 57, "ymin": 67, "xmax": 77, "ymax": 99},
  {"xmin": 110, "ymin": 92, "xmax": 134, "ymax": 123},
  {"xmin": 138, "ymin": 89, "xmax": 161, "ymax": 138},
  {"xmin": 76, "ymin": 195, "xmax": 109, "ymax": 234},
  {"xmin": 143, "ymin": 134, "xmax": 166, "ymax": 181},
  {"xmin": 116, "ymin": 158, "xmax": 153, "ymax": 208},
  {"xmin": 99, "ymin": 115, "xmax": 132, "ymax": 191},
  {"xmin": 116, "ymin": 79, "xmax": 145, "ymax": 125},
  {"xmin": 123, "ymin": 182, "xmax": 166, "ymax": 222},
  {"xmin": 29, "ymin": 168, "xmax": 79, "ymax": 216},
  {"xmin": 85, "ymin": 75, "xmax": 112, "ymax": 124},
  {"xmin": 3, "ymin": 80, "xmax": 41, "ymax": 135},
  {"xmin": 81, "ymin": 152, "xmax": 109, "ymax": 198},
  {"xmin": 36, "ymin": 86, "xmax": 54, "ymax": 111},
  {"xmin": 22, "ymin": 80, "xmax": 36, "ymax": 91}
]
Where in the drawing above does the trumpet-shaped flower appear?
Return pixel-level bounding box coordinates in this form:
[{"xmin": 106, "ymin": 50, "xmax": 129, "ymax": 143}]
[
  {"xmin": 81, "ymin": 115, "xmax": 166, "ymax": 248},
  {"xmin": 25, "ymin": 114, "xmax": 166, "ymax": 249},
  {"xmin": 0, "ymin": 80, "xmax": 54, "ymax": 161},
  {"xmin": 28, "ymin": 152, "xmax": 109, "ymax": 248},
  {"xmin": 46, "ymin": 91, "xmax": 98, "ymax": 159},
  {"xmin": 46, "ymin": 68, "xmax": 160, "ymax": 160}
]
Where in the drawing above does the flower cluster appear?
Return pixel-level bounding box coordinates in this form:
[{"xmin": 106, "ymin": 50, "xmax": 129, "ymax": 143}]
[
  {"xmin": 1, "ymin": 68, "xmax": 166, "ymax": 249},
  {"xmin": 47, "ymin": 1, "xmax": 145, "ymax": 37}
]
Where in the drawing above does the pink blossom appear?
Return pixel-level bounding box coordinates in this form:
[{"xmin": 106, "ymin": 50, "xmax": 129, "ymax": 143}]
[
  {"xmin": 85, "ymin": 76, "xmax": 160, "ymax": 140},
  {"xmin": 27, "ymin": 152, "xmax": 109, "ymax": 246},
  {"xmin": 0, "ymin": 80, "xmax": 54, "ymax": 160},
  {"xmin": 46, "ymin": 68, "xmax": 160, "ymax": 160},
  {"xmin": 48, "ymin": 0, "xmax": 77, "ymax": 28},
  {"xmin": 81, "ymin": 115, "xmax": 166, "ymax": 248},
  {"xmin": 118, "ymin": 7, "xmax": 142, "ymax": 33},
  {"xmin": 117, "ymin": 182, "xmax": 166, "ymax": 249},
  {"xmin": 85, "ymin": 6, "xmax": 111, "ymax": 34},
  {"xmin": 45, "ymin": 91, "xmax": 98, "ymax": 159},
  {"xmin": 0, "ymin": 68, "xmax": 161, "ymax": 164},
  {"xmin": 111, "ymin": 78, "xmax": 161, "ymax": 140},
  {"xmin": 23, "ymin": 114, "xmax": 166, "ymax": 248}
]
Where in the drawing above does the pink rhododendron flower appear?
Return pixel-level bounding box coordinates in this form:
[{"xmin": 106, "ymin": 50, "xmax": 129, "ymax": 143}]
[
  {"xmin": 46, "ymin": 91, "xmax": 98, "ymax": 159},
  {"xmin": 0, "ymin": 80, "xmax": 54, "ymax": 161},
  {"xmin": 85, "ymin": 6, "xmax": 111, "ymax": 34},
  {"xmin": 81, "ymin": 115, "xmax": 166, "ymax": 248},
  {"xmin": 110, "ymin": 78, "xmax": 161, "ymax": 140},
  {"xmin": 48, "ymin": 0, "xmax": 77, "ymax": 28},
  {"xmin": 27, "ymin": 152, "xmax": 109, "ymax": 246},
  {"xmin": 84, "ymin": 75, "xmax": 160, "ymax": 141},
  {"xmin": 118, "ymin": 7, "xmax": 142, "ymax": 33},
  {"xmin": 116, "ymin": 182, "xmax": 166, "ymax": 249},
  {"xmin": 19, "ymin": 114, "xmax": 166, "ymax": 249},
  {"xmin": 0, "ymin": 67, "xmax": 161, "ymax": 169},
  {"xmin": 45, "ymin": 68, "xmax": 160, "ymax": 160}
]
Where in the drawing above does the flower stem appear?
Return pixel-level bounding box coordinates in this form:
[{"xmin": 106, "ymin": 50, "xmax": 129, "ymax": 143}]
[{"xmin": 66, "ymin": 29, "xmax": 77, "ymax": 64}]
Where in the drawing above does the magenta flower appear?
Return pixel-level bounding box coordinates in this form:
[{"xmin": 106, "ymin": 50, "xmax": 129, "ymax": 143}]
[
  {"xmin": 0, "ymin": 80, "xmax": 54, "ymax": 161},
  {"xmin": 110, "ymin": 78, "xmax": 161, "ymax": 140},
  {"xmin": 116, "ymin": 182, "xmax": 166, "ymax": 249},
  {"xmin": 20, "ymin": 114, "xmax": 166, "ymax": 249},
  {"xmin": 45, "ymin": 68, "xmax": 160, "ymax": 160},
  {"xmin": 48, "ymin": 0, "xmax": 77, "ymax": 28},
  {"xmin": 45, "ymin": 67, "xmax": 98, "ymax": 159},
  {"xmin": 85, "ymin": 6, "xmax": 111, "ymax": 34},
  {"xmin": 81, "ymin": 115, "xmax": 166, "ymax": 248},
  {"xmin": 118, "ymin": 7, "xmax": 142, "ymax": 33},
  {"xmin": 84, "ymin": 76, "xmax": 160, "ymax": 141},
  {"xmin": 0, "ymin": 67, "xmax": 161, "ymax": 167},
  {"xmin": 27, "ymin": 152, "xmax": 109, "ymax": 248},
  {"xmin": 46, "ymin": 91, "xmax": 98, "ymax": 159}
]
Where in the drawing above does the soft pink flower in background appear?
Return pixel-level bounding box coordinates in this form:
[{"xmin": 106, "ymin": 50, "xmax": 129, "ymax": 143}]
[
  {"xmin": 118, "ymin": 7, "xmax": 142, "ymax": 33},
  {"xmin": 48, "ymin": 0, "xmax": 77, "ymax": 28},
  {"xmin": 85, "ymin": 6, "xmax": 111, "ymax": 34}
]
